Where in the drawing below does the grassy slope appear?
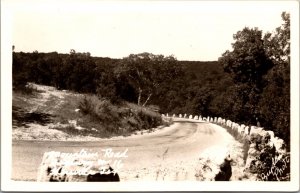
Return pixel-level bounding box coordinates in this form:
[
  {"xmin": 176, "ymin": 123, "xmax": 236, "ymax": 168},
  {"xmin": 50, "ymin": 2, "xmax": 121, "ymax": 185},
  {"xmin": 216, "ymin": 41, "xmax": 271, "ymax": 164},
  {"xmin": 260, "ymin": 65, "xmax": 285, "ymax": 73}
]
[{"xmin": 12, "ymin": 84, "xmax": 166, "ymax": 139}]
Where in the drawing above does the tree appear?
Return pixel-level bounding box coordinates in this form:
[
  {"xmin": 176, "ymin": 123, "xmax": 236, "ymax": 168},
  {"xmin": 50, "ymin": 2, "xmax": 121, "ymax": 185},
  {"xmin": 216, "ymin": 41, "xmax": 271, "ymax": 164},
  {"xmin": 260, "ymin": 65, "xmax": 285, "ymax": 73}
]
[
  {"xmin": 220, "ymin": 27, "xmax": 273, "ymax": 88},
  {"xmin": 217, "ymin": 12, "xmax": 290, "ymax": 148},
  {"xmin": 60, "ymin": 50, "xmax": 96, "ymax": 93},
  {"xmin": 117, "ymin": 52, "xmax": 180, "ymax": 106},
  {"xmin": 218, "ymin": 27, "xmax": 273, "ymax": 124},
  {"xmin": 12, "ymin": 52, "xmax": 28, "ymax": 89},
  {"xmin": 259, "ymin": 12, "xmax": 290, "ymax": 148},
  {"xmin": 263, "ymin": 12, "xmax": 290, "ymax": 67}
]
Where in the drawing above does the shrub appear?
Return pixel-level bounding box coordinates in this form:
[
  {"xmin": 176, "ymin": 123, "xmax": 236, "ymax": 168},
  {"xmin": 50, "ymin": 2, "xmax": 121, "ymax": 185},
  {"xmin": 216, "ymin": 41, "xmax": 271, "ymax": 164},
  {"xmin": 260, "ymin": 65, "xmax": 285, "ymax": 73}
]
[
  {"xmin": 162, "ymin": 118, "xmax": 173, "ymax": 127},
  {"xmin": 78, "ymin": 96, "xmax": 94, "ymax": 115},
  {"xmin": 77, "ymin": 95, "xmax": 163, "ymax": 136},
  {"xmin": 14, "ymin": 83, "xmax": 42, "ymax": 96},
  {"xmin": 248, "ymin": 133, "xmax": 290, "ymax": 181},
  {"xmin": 79, "ymin": 95, "xmax": 116, "ymax": 121}
]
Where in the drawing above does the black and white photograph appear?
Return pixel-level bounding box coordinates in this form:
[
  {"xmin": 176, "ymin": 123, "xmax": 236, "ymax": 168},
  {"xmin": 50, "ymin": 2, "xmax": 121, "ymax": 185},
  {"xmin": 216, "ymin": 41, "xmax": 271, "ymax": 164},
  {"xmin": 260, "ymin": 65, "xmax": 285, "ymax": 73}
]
[{"xmin": 1, "ymin": 0, "xmax": 299, "ymax": 191}]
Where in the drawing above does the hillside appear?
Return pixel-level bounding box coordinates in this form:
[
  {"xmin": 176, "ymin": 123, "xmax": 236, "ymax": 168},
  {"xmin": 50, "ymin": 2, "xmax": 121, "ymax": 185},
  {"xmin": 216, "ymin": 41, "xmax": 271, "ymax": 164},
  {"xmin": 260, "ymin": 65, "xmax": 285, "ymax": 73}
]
[{"xmin": 12, "ymin": 83, "xmax": 168, "ymax": 140}]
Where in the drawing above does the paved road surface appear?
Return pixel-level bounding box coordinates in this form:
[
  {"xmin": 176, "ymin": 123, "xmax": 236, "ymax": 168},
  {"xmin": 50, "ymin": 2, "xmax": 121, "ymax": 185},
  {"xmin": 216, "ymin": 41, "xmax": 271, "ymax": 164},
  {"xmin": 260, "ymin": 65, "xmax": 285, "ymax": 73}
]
[{"xmin": 12, "ymin": 120, "xmax": 233, "ymax": 181}]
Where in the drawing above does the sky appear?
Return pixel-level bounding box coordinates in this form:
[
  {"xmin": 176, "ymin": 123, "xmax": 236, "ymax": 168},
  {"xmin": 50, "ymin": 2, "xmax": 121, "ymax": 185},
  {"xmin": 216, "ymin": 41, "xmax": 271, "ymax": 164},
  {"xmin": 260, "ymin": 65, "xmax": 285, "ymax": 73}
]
[{"xmin": 6, "ymin": 0, "xmax": 297, "ymax": 61}]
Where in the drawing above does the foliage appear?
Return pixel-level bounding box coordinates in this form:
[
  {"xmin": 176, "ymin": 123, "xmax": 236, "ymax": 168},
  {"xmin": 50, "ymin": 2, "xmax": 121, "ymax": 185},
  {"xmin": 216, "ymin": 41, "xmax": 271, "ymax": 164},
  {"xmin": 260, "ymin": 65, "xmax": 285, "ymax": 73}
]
[
  {"xmin": 248, "ymin": 133, "xmax": 290, "ymax": 181},
  {"xmin": 12, "ymin": 52, "xmax": 30, "ymax": 89},
  {"xmin": 218, "ymin": 12, "xmax": 290, "ymax": 148},
  {"xmin": 263, "ymin": 12, "xmax": 290, "ymax": 65},
  {"xmin": 218, "ymin": 27, "xmax": 272, "ymax": 124},
  {"xmin": 59, "ymin": 50, "xmax": 97, "ymax": 93},
  {"xmin": 116, "ymin": 52, "xmax": 181, "ymax": 106},
  {"xmin": 77, "ymin": 95, "xmax": 163, "ymax": 136},
  {"xmin": 259, "ymin": 12, "xmax": 290, "ymax": 149}
]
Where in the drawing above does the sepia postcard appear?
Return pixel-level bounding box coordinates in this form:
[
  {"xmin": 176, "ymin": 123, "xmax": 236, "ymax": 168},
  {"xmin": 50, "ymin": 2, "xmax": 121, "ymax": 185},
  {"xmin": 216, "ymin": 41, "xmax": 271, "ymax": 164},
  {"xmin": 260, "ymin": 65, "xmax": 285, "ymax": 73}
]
[{"xmin": 1, "ymin": 0, "xmax": 299, "ymax": 191}]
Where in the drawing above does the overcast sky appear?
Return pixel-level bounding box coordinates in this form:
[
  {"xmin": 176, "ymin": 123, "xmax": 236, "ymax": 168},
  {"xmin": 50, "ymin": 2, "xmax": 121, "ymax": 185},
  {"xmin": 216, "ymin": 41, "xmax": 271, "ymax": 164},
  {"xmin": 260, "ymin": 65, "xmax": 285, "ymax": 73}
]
[{"xmin": 7, "ymin": 0, "xmax": 295, "ymax": 61}]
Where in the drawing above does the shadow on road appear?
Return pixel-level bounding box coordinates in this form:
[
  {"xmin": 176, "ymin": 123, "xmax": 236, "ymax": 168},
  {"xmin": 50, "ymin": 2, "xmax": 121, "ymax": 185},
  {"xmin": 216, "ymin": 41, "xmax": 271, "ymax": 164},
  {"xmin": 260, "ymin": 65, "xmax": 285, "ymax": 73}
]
[
  {"xmin": 12, "ymin": 106, "xmax": 54, "ymax": 128},
  {"xmin": 197, "ymin": 127, "xmax": 216, "ymax": 135},
  {"xmin": 173, "ymin": 120, "xmax": 206, "ymax": 123}
]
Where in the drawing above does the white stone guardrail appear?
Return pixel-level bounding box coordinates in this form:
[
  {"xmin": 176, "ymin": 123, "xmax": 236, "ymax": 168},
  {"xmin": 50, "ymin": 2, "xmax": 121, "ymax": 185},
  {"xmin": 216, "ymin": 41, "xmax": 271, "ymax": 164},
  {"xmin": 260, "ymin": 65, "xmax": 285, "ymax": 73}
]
[
  {"xmin": 161, "ymin": 113, "xmax": 286, "ymax": 155},
  {"xmin": 162, "ymin": 113, "xmax": 290, "ymax": 180}
]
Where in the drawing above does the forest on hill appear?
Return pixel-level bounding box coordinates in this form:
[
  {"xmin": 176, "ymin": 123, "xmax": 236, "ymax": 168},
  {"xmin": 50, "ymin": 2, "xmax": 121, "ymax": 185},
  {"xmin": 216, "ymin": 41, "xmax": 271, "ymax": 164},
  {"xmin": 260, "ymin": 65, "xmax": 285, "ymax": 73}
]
[{"xmin": 12, "ymin": 12, "xmax": 290, "ymax": 148}]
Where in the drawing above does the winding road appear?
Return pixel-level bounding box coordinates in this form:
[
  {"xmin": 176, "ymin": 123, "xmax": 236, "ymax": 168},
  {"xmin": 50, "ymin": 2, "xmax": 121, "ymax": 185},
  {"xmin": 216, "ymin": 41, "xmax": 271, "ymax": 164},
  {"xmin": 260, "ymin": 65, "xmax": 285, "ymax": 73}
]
[{"xmin": 12, "ymin": 119, "xmax": 237, "ymax": 181}]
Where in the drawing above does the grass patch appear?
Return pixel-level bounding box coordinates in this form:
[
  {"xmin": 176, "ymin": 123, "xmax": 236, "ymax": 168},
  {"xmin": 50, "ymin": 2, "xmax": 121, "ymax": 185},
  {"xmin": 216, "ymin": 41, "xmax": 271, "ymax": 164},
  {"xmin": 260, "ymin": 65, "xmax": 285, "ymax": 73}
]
[
  {"xmin": 13, "ymin": 83, "xmax": 44, "ymax": 96},
  {"xmin": 52, "ymin": 94, "xmax": 84, "ymax": 124},
  {"xmin": 12, "ymin": 106, "xmax": 54, "ymax": 127},
  {"xmin": 79, "ymin": 95, "xmax": 162, "ymax": 135},
  {"xmin": 12, "ymin": 85, "xmax": 53, "ymax": 128},
  {"xmin": 52, "ymin": 94, "xmax": 164, "ymax": 138}
]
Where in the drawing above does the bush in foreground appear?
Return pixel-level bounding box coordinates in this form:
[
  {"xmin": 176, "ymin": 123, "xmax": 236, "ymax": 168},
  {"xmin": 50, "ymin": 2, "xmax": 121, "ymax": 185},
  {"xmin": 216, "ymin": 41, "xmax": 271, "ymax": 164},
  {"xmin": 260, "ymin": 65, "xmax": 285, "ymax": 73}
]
[
  {"xmin": 76, "ymin": 95, "xmax": 164, "ymax": 137},
  {"xmin": 246, "ymin": 132, "xmax": 290, "ymax": 181}
]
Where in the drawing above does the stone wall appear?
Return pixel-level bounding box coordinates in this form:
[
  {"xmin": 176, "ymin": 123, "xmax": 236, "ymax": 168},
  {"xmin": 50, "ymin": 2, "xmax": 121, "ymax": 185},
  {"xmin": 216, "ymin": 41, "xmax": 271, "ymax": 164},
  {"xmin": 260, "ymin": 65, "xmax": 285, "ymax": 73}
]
[{"xmin": 162, "ymin": 113, "xmax": 290, "ymax": 181}]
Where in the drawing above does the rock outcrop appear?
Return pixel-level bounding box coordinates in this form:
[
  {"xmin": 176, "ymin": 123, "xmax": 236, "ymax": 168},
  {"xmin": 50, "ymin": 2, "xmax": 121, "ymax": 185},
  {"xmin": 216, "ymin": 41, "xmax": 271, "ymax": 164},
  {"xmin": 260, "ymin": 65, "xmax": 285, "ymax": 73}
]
[{"xmin": 215, "ymin": 155, "xmax": 233, "ymax": 181}]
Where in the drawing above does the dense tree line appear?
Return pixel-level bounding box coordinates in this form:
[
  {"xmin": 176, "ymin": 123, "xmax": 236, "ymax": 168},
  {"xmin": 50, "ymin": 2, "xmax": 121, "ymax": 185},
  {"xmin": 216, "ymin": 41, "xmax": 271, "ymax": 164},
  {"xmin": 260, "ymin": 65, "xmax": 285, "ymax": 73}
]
[
  {"xmin": 13, "ymin": 12, "xmax": 290, "ymax": 148},
  {"xmin": 217, "ymin": 12, "xmax": 290, "ymax": 148}
]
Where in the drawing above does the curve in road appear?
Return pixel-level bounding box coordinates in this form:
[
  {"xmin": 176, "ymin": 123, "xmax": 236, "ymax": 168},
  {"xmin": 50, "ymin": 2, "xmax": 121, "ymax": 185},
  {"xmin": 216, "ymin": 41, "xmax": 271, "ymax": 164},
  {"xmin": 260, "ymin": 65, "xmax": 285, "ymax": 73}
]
[{"xmin": 12, "ymin": 119, "xmax": 236, "ymax": 181}]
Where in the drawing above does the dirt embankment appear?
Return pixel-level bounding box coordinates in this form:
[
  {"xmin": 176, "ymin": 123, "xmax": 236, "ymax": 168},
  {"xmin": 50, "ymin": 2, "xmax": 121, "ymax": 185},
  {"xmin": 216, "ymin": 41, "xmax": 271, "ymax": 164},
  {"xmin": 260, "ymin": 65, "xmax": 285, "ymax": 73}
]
[{"xmin": 13, "ymin": 84, "xmax": 77, "ymax": 140}]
